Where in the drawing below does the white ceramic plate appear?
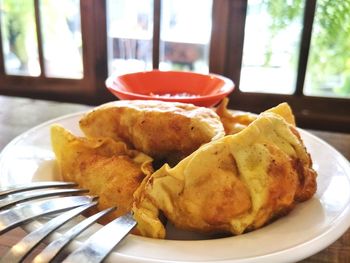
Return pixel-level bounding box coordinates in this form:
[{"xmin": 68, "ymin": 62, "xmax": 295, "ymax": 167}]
[{"xmin": 1, "ymin": 112, "xmax": 350, "ymax": 263}]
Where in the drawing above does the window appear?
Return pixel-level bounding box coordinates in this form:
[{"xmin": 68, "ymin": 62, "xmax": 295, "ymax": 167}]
[
  {"xmin": 106, "ymin": 0, "xmax": 153, "ymax": 75},
  {"xmin": 240, "ymin": 0, "xmax": 305, "ymax": 94},
  {"xmin": 158, "ymin": 0, "xmax": 212, "ymax": 73},
  {"xmin": 0, "ymin": 0, "xmax": 102, "ymax": 103},
  {"xmin": 1, "ymin": 0, "xmax": 40, "ymax": 76},
  {"xmin": 304, "ymin": 0, "xmax": 350, "ymax": 98},
  {"xmin": 213, "ymin": 0, "xmax": 350, "ymax": 132},
  {"xmin": 40, "ymin": 0, "xmax": 83, "ymax": 79},
  {"xmin": 106, "ymin": 0, "xmax": 212, "ymax": 75},
  {"xmin": 0, "ymin": 0, "xmax": 84, "ymax": 78},
  {"xmin": 0, "ymin": 0, "xmax": 349, "ymax": 132}
]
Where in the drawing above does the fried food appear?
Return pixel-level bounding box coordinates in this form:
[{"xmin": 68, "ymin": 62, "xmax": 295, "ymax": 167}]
[
  {"xmin": 79, "ymin": 100, "xmax": 225, "ymax": 163},
  {"xmin": 51, "ymin": 124, "xmax": 153, "ymax": 223},
  {"xmin": 216, "ymin": 98, "xmax": 257, "ymax": 135},
  {"xmin": 51, "ymin": 99, "xmax": 317, "ymax": 239},
  {"xmin": 264, "ymin": 102, "xmax": 296, "ymax": 126},
  {"xmin": 216, "ymin": 98, "xmax": 295, "ymax": 134},
  {"xmin": 132, "ymin": 111, "xmax": 317, "ymax": 238}
]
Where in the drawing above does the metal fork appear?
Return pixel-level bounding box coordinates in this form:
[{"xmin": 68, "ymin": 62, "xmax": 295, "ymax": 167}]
[
  {"xmin": 0, "ymin": 181, "xmax": 77, "ymax": 197},
  {"xmin": 0, "ymin": 203, "xmax": 99, "ymax": 263},
  {"xmin": 0, "ymin": 182, "xmax": 94, "ymax": 235},
  {"xmin": 0, "ymin": 181, "xmax": 137, "ymax": 263},
  {"xmin": 32, "ymin": 207, "xmax": 116, "ymax": 263},
  {"xmin": 62, "ymin": 212, "xmax": 136, "ymax": 263}
]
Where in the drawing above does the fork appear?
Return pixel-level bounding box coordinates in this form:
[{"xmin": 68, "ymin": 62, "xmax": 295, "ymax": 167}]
[
  {"xmin": 0, "ymin": 181, "xmax": 137, "ymax": 263},
  {"xmin": 0, "ymin": 182, "xmax": 95, "ymax": 235}
]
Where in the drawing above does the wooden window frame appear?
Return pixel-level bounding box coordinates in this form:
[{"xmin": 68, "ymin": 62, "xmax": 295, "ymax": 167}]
[
  {"xmin": 209, "ymin": 0, "xmax": 350, "ymax": 132},
  {"xmin": 0, "ymin": 0, "xmax": 349, "ymax": 132},
  {"xmin": 0, "ymin": 0, "xmax": 112, "ymax": 104}
]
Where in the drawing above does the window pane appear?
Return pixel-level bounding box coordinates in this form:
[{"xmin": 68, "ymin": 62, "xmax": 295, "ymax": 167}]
[
  {"xmin": 304, "ymin": 0, "xmax": 350, "ymax": 98},
  {"xmin": 240, "ymin": 0, "xmax": 305, "ymax": 94},
  {"xmin": 159, "ymin": 0, "xmax": 212, "ymax": 73},
  {"xmin": 107, "ymin": 0, "xmax": 153, "ymax": 75},
  {"xmin": 40, "ymin": 0, "xmax": 83, "ymax": 79},
  {"xmin": 0, "ymin": 0, "xmax": 40, "ymax": 76}
]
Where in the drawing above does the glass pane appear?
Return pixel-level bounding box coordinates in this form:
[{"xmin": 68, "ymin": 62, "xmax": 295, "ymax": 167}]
[
  {"xmin": 107, "ymin": 0, "xmax": 153, "ymax": 75},
  {"xmin": 159, "ymin": 0, "xmax": 212, "ymax": 73},
  {"xmin": 40, "ymin": 0, "xmax": 83, "ymax": 79},
  {"xmin": 240, "ymin": 0, "xmax": 305, "ymax": 94},
  {"xmin": 304, "ymin": 0, "xmax": 350, "ymax": 98},
  {"xmin": 0, "ymin": 0, "xmax": 40, "ymax": 76}
]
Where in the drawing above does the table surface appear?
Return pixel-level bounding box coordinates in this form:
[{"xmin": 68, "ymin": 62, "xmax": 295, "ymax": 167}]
[{"xmin": 0, "ymin": 95, "xmax": 349, "ymax": 262}]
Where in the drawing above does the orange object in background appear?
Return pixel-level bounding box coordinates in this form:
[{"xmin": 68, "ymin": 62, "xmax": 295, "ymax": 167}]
[{"xmin": 105, "ymin": 70, "xmax": 234, "ymax": 107}]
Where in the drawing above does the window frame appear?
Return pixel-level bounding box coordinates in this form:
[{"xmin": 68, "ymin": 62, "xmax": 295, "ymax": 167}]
[
  {"xmin": 0, "ymin": 0, "xmax": 112, "ymax": 104},
  {"xmin": 210, "ymin": 0, "xmax": 350, "ymax": 132},
  {"xmin": 0, "ymin": 0, "xmax": 349, "ymax": 132}
]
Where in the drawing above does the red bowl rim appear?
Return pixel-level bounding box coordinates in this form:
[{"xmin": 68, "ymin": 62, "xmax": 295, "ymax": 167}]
[{"xmin": 105, "ymin": 70, "xmax": 235, "ymax": 103}]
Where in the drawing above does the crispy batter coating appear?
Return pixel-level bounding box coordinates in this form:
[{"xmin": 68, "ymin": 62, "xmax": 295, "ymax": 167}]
[
  {"xmin": 51, "ymin": 124, "xmax": 153, "ymax": 224},
  {"xmin": 79, "ymin": 100, "xmax": 225, "ymax": 162},
  {"xmin": 216, "ymin": 98, "xmax": 296, "ymax": 135},
  {"xmin": 51, "ymin": 100, "xmax": 317, "ymax": 239},
  {"xmin": 216, "ymin": 98, "xmax": 257, "ymax": 135},
  {"xmin": 132, "ymin": 112, "xmax": 317, "ymax": 238}
]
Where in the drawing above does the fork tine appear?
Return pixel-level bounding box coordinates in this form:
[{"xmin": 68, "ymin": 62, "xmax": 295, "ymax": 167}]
[
  {"xmin": 0, "ymin": 188, "xmax": 89, "ymax": 211},
  {"xmin": 0, "ymin": 202, "xmax": 98, "ymax": 263},
  {"xmin": 0, "ymin": 181, "xmax": 77, "ymax": 198},
  {"xmin": 0, "ymin": 195, "xmax": 96, "ymax": 235},
  {"xmin": 62, "ymin": 212, "xmax": 137, "ymax": 263},
  {"xmin": 33, "ymin": 207, "xmax": 116, "ymax": 263}
]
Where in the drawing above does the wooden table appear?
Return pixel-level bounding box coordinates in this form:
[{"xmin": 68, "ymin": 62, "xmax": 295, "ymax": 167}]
[{"xmin": 0, "ymin": 95, "xmax": 349, "ymax": 262}]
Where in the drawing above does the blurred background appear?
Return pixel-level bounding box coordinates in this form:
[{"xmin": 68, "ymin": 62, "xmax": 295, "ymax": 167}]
[{"xmin": 0, "ymin": 0, "xmax": 349, "ymax": 131}]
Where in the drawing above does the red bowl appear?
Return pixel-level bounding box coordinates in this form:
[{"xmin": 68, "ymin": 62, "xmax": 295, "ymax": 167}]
[{"xmin": 105, "ymin": 70, "xmax": 234, "ymax": 107}]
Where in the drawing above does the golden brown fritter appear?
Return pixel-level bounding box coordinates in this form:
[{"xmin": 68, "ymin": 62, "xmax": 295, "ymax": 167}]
[
  {"xmin": 79, "ymin": 100, "xmax": 225, "ymax": 163},
  {"xmin": 132, "ymin": 112, "xmax": 317, "ymax": 238},
  {"xmin": 51, "ymin": 124, "xmax": 153, "ymax": 224},
  {"xmin": 215, "ymin": 98, "xmax": 257, "ymax": 135},
  {"xmin": 216, "ymin": 98, "xmax": 296, "ymax": 134}
]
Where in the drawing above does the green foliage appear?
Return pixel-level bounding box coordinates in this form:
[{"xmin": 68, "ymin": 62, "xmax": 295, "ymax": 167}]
[
  {"xmin": 264, "ymin": 0, "xmax": 350, "ymax": 96},
  {"xmin": 1, "ymin": 0, "xmax": 35, "ymax": 69},
  {"xmin": 309, "ymin": 0, "xmax": 350, "ymax": 96},
  {"xmin": 264, "ymin": 0, "xmax": 304, "ymax": 31},
  {"xmin": 261, "ymin": 0, "xmax": 304, "ymax": 67}
]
